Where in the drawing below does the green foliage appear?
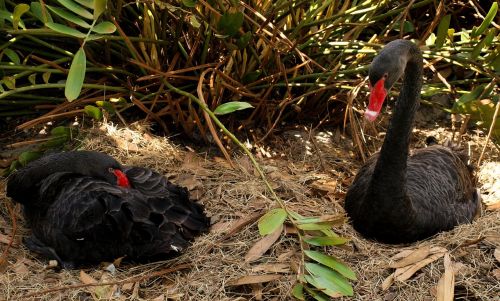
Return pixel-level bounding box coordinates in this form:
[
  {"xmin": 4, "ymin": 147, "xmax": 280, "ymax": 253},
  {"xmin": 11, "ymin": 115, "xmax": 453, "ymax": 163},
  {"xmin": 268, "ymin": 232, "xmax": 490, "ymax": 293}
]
[
  {"xmin": 214, "ymin": 101, "xmax": 254, "ymax": 115},
  {"xmin": 257, "ymin": 208, "xmax": 287, "ymax": 235}
]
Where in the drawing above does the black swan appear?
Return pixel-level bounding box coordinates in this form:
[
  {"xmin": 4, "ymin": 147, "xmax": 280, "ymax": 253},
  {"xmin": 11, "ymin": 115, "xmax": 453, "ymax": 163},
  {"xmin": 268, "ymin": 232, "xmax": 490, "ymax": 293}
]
[
  {"xmin": 344, "ymin": 39, "xmax": 479, "ymax": 244},
  {"xmin": 6, "ymin": 151, "xmax": 209, "ymax": 268}
]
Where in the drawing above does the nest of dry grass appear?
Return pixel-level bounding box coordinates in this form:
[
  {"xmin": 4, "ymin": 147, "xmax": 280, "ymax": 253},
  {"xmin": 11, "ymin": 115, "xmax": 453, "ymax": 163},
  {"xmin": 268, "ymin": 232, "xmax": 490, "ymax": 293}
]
[{"xmin": 0, "ymin": 122, "xmax": 499, "ymax": 300}]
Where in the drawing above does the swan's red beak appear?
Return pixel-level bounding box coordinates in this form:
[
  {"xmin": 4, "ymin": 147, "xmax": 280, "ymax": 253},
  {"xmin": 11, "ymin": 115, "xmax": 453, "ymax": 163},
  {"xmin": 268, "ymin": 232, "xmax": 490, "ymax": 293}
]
[
  {"xmin": 366, "ymin": 78, "xmax": 387, "ymax": 122},
  {"xmin": 113, "ymin": 169, "xmax": 130, "ymax": 188}
]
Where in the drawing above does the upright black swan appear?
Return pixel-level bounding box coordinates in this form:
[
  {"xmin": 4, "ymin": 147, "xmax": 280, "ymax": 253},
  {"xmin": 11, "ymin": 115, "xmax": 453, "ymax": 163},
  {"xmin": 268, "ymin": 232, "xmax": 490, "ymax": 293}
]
[
  {"xmin": 7, "ymin": 151, "xmax": 209, "ymax": 268},
  {"xmin": 344, "ymin": 39, "xmax": 479, "ymax": 244}
]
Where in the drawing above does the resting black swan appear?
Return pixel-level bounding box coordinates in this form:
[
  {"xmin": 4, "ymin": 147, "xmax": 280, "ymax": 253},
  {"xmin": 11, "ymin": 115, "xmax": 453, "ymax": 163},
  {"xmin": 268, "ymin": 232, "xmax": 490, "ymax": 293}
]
[
  {"xmin": 6, "ymin": 151, "xmax": 209, "ymax": 268},
  {"xmin": 344, "ymin": 39, "xmax": 479, "ymax": 244}
]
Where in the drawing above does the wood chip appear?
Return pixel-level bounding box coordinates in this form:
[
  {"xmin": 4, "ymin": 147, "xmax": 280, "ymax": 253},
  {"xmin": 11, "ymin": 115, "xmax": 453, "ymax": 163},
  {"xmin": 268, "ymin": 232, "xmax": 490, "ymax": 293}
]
[
  {"xmin": 389, "ymin": 245, "xmax": 431, "ymax": 268},
  {"xmin": 394, "ymin": 251, "xmax": 446, "ymax": 282},
  {"xmin": 245, "ymin": 226, "xmax": 283, "ymax": 262},
  {"xmin": 381, "ymin": 272, "xmax": 395, "ymax": 291},
  {"xmin": 79, "ymin": 270, "xmax": 98, "ymax": 285},
  {"xmin": 121, "ymin": 282, "xmax": 134, "ymax": 292},
  {"xmin": 492, "ymin": 269, "xmax": 500, "ymax": 280},
  {"xmin": 13, "ymin": 261, "xmax": 29, "ymax": 276},
  {"xmin": 436, "ymin": 253, "xmax": 454, "ymax": 301},
  {"xmin": 227, "ymin": 274, "xmax": 282, "ymax": 286},
  {"xmin": 152, "ymin": 294, "xmax": 165, "ymax": 301},
  {"xmin": 494, "ymin": 248, "xmax": 500, "ymax": 262}
]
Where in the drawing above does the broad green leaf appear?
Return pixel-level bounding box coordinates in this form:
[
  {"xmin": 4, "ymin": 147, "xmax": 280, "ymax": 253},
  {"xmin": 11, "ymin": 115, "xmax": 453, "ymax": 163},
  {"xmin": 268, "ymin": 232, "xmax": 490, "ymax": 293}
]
[
  {"xmin": 58, "ymin": 0, "xmax": 93, "ymax": 19},
  {"xmin": 296, "ymin": 222, "xmax": 335, "ymax": 231},
  {"xmin": 46, "ymin": 22, "xmax": 86, "ymax": 38},
  {"xmin": 214, "ymin": 101, "xmax": 254, "ymax": 115},
  {"xmin": 42, "ymin": 72, "xmax": 51, "ymax": 84},
  {"xmin": 31, "ymin": 2, "xmax": 53, "ymax": 23},
  {"xmin": 51, "ymin": 126, "xmax": 72, "ymax": 137},
  {"xmin": 304, "ymin": 250, "xmax": 356, "ymax": 280},
  {"xmin": 93, "ymin": 0, "xmax": 107, "ymax": 19},
  {"xmin": 75, "ymin": 0, "xmax": 94, "ymax": 9},
  {"xmin": 291, "ymin": 283, "xmax": 305, "ymax": 300},
  {"xmin": 182, "ymin": 0, "xmax": 197, "ymax": 8},
  {"xmin": 189, "ymin": 15, "xmax": 201, "ymax": 28},
  {"xmin": 47, "ymin": 5, "xmax": 91, "ymax": 28},
  {"xmin": 28, "ymin": 73, "xmax": 37, "ymax": 85},
  {"xmin": 65, "ymin": 48, "xmax": 86, "ymax": 101},
  {"xmin": 257, "ymin": 208, "xmax": 287, "ymax": 235},
  {"xmin": 303, "ymin": 236, "xmax": 349, "ymax": 246},
  {"xmin": 18, "ymin": 151, "xmax": 42, "ymax": 166},
  {"xmin": 91, "ymin": 21, "xmax": 116, "ymax": 33},
  {"xmin": 96, "ymin": 100, "xmax": 116, "ymax": 114},
  {"xmin": 305, "ymin": 263, "xmax": 353, "ymax": 296},
  {"xmin": 237, "ymin": 32, "xmax": 252, "ymax": 49},
  {"xmin": 42, "ymin": 136, "xmax": 69, "ymax": 148},
  {"xmin": 242, "ymin": 70, "xmax": 261, "ymax": 84},
  {"xmin": 3, "ymin": 76, "xmax": 15, "ymax": 89},
  {"xmin": 471, "ymin": 37, "xmax": 486, "ymax": 60},
  {"xmin": 402, "ymin": 21, "xmax": 414, "ymax": 33},
  {"xmin": 483, "ymin": 28, "xmax": 495, "ymax": 47},
  {"xmin": 435, "ymin": 14, "xmax": 451, "ymax": 48},
  {"xmin": 13, "ymin": 4, "xmax": 29, "ymax": 30},
  {"xmin": 2, "ymin": 48, "xmax": 20, "ymax": 64},
  {"xmin": 471, "ymin": 2, "xmax": 498, "ymax": 37},
  {"xmin": 218, "ymin": 11, "xmax": 244, "ymax": 37},
  {"xmin": 84, "ymin": 105, "xmax": 103, "ymax": 120},
  {"xmin": 304, "ymin": 275, "xmax": 341, "ymax": 299}
]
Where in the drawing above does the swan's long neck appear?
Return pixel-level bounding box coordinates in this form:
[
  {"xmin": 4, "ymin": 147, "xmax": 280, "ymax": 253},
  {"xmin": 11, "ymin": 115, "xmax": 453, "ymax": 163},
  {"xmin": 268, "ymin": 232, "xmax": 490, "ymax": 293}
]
[{"xmin": 368, "ymin": 45, "xmax": 423, "ymax": 212}]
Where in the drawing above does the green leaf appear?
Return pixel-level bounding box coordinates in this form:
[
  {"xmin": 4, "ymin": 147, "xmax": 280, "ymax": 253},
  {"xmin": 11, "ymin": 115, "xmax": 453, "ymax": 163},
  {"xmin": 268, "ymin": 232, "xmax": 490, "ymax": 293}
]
[
  {"xmin": 46, "ymin": 22, "xmax": 86, "ymax": 38},
  {"xmin": 18, "ymin": 151, "xmax": 42, "ymax": 166},
  {"xmin": 237, "ymin": 32, "xmax": 252, "ymax": 49},
  {"xmin": 42, "ymin": 136, "xmax": 69, "ymax": 148},
  {"xmin": 13, "ymin": 3, "xmax": 29, "ymax": 30},
  {"xmin": 50, "ymin": 126, "xmax": 72, "ymax": 137},
  {"xmin": 75, "ymin": 0, "xmax": 94, "ymax": 9},
  {"xmin": 402, "ymin": 21, "xmax": 414, "ymax": 33},
  {"xmin": 47, "ymin": 5, "xmax": 91, "ymax": 28},
  {"xmin": 471, "ymin": 2, "xmax": 498, "ymax": 37},
  {"xmin": 305, "ymin": 263, "xmax": 353, "ymax": 296},
  {"xmin": 96, "ymin": 100, "xmax": 115, "ymax": 114},
  {"xmin": 93, "ymin": 0, "xmax": 107, "ymax": 19},
  {"xmin": 214, "ymin": 101, "xmax": 254, "ymax": 115},
  {"xmin": 58, "ymin": 0, "xmax": 93, "ymax": 19},
  {"xmin": 189, "ymin": 15, "xmax": 201, "ymax": 28},
  {"xmin": 218, "ymin": 11, "xmax": 244, "ymax": 37},
  {"xmin": 91, "ymin": 21, "xmax": 116, "ymax": 33},
  {"xmin": 471, "ymin": 37, "xmax": 486, "ymax": 60},
  {"xmin": 304, "ymin": 250, "xmax": 356, "ymax": 280},
  {"xmin": 42, "ymin": 72, "xmax": 51, "ymax": 84},
  {"xmin": 257, "ymin": 208, "xmax": 287, "ymax": 235},
  {"xmin": 182, "ymin": 0, "xmax": 197, "ymax": 8},
  {"xmin": 2, "ymin": 48, "xmax": 20, "ymax": 64},
  {"xmin": 304, "ymin": 275, "xmax": 341, "ymax": 299},
  {"xmin": 296, "ymin": 222, "xmax": 335, "ymax": 231},
  {"xmin": 31, "ymin": 2, "xmax": 53, "ymax": 23},
  {"xmin": 303, "ymin": 236, "xmax": 349, "ymax": 246},
  {"xmin": 3, "ymin": 76, "xmax": 15, "ymax": 89},
  {"xmin": 435, "ymin": 14, "xmax": 451, "ymax": 48},
  {"xmin": 242, "ymin": 70, "xmax": 261, "ymax": 84},
  {"xmin": 291, "ymin": 283, "xmax": 305, "ymax": 300},
  {"xmin": 28, "ymin": 73, "xmax": 37, "ymax": 85},
  {"xmin": 84, "ymin": 105, "xmax": 103, "ymax": 120},
  {"xmin": 65, "ymin": 48, "xmax": 86, "ymax": 101}
]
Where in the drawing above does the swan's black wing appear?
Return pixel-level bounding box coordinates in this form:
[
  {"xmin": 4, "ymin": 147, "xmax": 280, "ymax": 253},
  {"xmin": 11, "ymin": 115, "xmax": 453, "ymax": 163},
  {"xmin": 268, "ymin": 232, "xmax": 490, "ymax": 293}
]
[
  {"xmin": 14, "ymin": 169, "xmax": 209, "ymax": 266},
  {"xmin": 406, "ymin": 146, "xmax": 478, "ymax": 235}
]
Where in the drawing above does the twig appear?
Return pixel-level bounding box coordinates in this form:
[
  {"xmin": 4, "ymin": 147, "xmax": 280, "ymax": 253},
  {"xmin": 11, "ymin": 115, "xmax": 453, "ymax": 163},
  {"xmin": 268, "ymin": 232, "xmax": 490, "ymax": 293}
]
[
  {"xmin": 22, "ymin": 263, "xmax": 192, "ymax": 298},
  {"xmin": 0, "ymin": 203, "xmax": 19, "ymax": 267}
]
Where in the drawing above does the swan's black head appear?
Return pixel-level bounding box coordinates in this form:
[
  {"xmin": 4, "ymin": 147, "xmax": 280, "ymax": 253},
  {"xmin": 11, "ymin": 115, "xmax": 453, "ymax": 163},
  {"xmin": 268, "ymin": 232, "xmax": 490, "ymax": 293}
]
[{"xmin": 366, "ymin": 40, "xmax": 410, "ymax": 121}]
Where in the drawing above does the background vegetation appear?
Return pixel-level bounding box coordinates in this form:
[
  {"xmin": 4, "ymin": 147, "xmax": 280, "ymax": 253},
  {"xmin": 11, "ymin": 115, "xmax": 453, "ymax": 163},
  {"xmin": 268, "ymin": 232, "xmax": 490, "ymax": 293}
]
[{"xmin": 0, "ymin": 0, "xmax": 499, "ymax": 299}]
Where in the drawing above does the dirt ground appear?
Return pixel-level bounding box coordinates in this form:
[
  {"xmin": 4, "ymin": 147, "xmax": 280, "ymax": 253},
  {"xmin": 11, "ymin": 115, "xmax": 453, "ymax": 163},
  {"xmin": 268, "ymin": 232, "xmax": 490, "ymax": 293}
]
[{"xmin": 0, "ymin": 117, "xmax": 499, "ymax": 300}]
